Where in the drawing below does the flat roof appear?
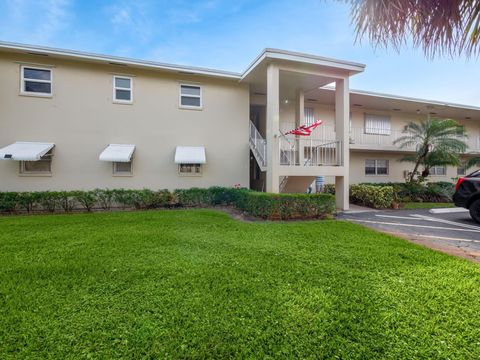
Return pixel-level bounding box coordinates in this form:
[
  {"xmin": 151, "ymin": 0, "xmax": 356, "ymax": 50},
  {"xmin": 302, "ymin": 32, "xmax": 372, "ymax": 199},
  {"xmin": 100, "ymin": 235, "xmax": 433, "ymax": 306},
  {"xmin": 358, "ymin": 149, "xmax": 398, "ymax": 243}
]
[{"xmin": 0, "ymin": 41, "xmax": 477, "ymax": 112}]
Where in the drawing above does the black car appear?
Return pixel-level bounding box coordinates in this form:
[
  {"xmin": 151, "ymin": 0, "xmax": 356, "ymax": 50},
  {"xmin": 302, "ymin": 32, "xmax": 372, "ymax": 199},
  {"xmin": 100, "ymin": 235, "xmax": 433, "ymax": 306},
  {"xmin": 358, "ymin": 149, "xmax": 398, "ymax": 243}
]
[{"xmin": 453, "ymin": 170, "xmax": 480, "ymax": 223}]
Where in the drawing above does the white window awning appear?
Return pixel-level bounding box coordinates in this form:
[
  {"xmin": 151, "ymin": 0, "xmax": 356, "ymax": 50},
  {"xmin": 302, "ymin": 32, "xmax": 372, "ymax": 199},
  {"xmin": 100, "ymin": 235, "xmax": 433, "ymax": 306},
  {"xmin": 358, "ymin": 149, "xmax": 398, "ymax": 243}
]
[
  {"xmin": 99, "ymin": 144, "xmax": 135, "ymax": 162},
  {"xmin": 0, "ymin": 141, "xmax": 55, "ymax": 161},
  {"xmin": 174, "ymin": 146, "xmax": 206, "ymax": 164}
]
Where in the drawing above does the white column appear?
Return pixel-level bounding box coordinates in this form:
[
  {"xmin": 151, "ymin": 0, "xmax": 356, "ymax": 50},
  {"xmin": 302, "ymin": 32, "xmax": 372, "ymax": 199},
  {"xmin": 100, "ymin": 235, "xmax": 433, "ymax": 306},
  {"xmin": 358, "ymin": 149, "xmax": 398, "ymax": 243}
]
[
  {"xmin": 296, "ymin": 89, "xmax": 305, "ymax": 166},
  {"xmin": 335, "ymin": 78, "xmax": 350, "ymax": 210},
  {"xmin": 266, "ymin": 63, "xmax": 280, "ymax": 193}
]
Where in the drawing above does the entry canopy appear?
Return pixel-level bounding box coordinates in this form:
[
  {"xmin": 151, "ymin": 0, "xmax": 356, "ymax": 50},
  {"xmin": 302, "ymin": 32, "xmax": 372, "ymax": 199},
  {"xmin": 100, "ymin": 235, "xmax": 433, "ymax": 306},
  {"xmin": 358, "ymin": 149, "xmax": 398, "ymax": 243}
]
[
  {"xmin": 0, "ymin": 141, "xmax": 55, "ymax": 161},
  {"xmin": 174, "ymin": 146, "xmax": 206, "ymax": 164},
  {"xmin": 99, "ymin": 144, "xmax": 135, "ymax": 162}
]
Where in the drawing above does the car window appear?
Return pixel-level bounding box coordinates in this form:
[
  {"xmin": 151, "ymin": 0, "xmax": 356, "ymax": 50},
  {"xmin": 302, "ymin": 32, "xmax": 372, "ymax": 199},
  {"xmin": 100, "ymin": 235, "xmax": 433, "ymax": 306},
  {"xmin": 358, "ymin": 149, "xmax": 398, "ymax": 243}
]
[{"xmin": 467, "ymin": 169, "xmax": 480, "ymax": 177}]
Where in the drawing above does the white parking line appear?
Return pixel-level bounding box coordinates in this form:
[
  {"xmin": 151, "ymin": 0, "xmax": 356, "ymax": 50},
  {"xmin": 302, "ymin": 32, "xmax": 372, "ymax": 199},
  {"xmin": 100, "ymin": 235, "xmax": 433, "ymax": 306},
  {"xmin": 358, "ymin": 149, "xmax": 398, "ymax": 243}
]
[
  {"xmin": 410, "ymin": 214, "xmax": 480, "ymax": 231},
  {"xmin": 414, "ymin": 234, "xmax": 480, "ymax": 243},
  {"xmin": 376, "ymin": 215, "xmax": 421, "ymax": 220},
  {"xmin": 350, "ymin": 219, "xmax": 480, "ymax": 233}
]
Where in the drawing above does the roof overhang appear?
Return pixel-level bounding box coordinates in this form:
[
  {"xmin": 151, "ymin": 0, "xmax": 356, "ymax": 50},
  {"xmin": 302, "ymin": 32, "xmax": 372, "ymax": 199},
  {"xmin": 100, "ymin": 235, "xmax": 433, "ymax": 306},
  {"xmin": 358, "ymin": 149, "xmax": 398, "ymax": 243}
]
[{"xmin": 0, "ymin": 41, "xmax": 242, "ymax": 80}]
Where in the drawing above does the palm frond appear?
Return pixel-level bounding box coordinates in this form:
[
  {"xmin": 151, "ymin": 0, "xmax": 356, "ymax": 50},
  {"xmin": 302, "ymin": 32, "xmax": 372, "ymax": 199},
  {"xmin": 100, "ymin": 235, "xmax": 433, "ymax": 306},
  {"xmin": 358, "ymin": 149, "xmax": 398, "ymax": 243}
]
[{"xmin": 349, "ymin": 0, "xmax": 480, "ymax": 57}]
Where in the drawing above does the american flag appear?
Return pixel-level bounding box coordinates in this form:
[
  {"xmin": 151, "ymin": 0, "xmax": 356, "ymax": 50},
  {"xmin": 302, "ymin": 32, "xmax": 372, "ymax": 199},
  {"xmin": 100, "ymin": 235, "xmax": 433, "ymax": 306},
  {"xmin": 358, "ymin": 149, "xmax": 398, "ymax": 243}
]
[{"xmin": 285, "ymin": 119, "xmax": 323, "ymax": 136}]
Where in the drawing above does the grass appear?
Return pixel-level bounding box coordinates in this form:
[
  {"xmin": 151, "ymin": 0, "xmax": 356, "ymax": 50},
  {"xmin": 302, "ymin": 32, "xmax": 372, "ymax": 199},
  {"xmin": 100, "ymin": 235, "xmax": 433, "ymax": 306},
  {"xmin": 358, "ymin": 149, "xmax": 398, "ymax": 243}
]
[
  {"xmin": 0, "ymin": 210, "xmax": 479, "ymax": 359},
  {"xmin": 403, "ymin": 202, "xmax": 456, "ymax": 209}
]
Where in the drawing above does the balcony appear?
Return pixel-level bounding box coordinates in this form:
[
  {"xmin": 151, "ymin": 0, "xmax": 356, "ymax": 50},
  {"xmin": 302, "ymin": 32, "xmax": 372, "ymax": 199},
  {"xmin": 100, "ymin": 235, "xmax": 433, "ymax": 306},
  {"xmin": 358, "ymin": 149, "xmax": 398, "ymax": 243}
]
[
  {"xmin": 279, "ymin": 137, "xmax": 342, "ymax": 166},
  {"xmin": 279, "ymin": 123, "xmax": 480, "ymax": 153}
]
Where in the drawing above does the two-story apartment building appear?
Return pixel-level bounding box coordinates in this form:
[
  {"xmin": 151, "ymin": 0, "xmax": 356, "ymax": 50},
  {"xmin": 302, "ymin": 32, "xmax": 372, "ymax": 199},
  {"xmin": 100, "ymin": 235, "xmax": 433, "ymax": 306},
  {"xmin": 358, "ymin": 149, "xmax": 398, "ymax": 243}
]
[{"xmin": 1, "ymin": 42, "xmax": 479, "ymax": 210}]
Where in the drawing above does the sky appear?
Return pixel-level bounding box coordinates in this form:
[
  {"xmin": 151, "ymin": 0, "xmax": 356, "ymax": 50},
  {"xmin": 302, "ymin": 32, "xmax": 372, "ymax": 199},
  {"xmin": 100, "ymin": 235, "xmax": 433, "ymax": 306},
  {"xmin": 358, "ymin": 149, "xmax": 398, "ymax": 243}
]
[{"xmin": 0, "ymin": 0, "xmax": 478, "ymax": 106}]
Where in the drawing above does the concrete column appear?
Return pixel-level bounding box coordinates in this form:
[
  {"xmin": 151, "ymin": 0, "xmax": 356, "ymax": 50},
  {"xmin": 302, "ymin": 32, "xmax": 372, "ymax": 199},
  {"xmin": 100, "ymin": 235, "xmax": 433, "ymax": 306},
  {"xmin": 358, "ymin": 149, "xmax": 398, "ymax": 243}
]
[
  {"xmin": 335, "ymin": 78, "xmax": 350, "ymax": 210},
  {"xmin": 296, "ymin": 89, "xmax": 305, "ymax": 166},
  {"xmin": 266, "ymin": 63, "xmax": 280, "ymax": 193}
]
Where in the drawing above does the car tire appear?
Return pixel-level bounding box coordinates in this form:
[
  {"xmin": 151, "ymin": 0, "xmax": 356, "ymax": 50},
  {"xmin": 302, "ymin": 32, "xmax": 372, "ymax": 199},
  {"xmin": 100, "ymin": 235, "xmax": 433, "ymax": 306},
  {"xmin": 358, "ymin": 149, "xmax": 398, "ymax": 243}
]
[{"xmin": 469, "ymin": 199, "xmax": 480, "ymax": 223}]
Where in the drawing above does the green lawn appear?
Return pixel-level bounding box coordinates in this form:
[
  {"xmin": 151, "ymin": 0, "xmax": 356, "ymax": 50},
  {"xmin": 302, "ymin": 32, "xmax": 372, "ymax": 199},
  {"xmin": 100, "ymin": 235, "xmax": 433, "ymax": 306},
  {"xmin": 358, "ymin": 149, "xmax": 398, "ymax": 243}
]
[
  {"xmin": 0, "ymin": 210, "xmax": 479, "ymax": 359},
  {"xmin": 403, "ymin": 202, "xmax": 456, "ymax": 209}
]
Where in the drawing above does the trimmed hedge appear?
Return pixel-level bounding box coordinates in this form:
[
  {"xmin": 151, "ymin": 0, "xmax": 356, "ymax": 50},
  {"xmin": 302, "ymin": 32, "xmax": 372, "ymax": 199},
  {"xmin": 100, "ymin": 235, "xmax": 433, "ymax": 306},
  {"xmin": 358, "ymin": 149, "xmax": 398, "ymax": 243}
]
[
  {"xmin": 0, "ymin": 187, "xmax": 335, "ymax": 220},
  {"xmin": 350, "ymin": 185, "xmax": 395, "ymax": 209}
]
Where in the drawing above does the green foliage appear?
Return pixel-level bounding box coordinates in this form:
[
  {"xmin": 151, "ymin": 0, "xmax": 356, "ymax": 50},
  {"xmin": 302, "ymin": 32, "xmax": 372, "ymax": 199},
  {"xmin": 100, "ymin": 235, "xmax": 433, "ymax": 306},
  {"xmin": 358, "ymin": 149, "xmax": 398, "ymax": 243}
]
[
  {"xmin": 0, "ymin": 187, "xmax": 335, "ymax": 220},
  {"xmin": 1, "ymin": 210, "xmax": 479, "ymax": 358},
  {"xmin": 93, "ymin": 189, "xmax": 114, "ymax": 210},
  {"xmin": 360, "ymin": 181, "xmax": 454, "ymax": 203},
  {"xmin": 239, "ymin": 192, "xmax": 335, "ymax": 219},
  {"xmin": 394, "ymin": 118, "xmax": 466, "ymax": 181},
  {"xmin": 0, "ymin": 192, "xmax": 19, "ymax": 212},
  {"xmin": 57, "ymin": 191, "xmax": 77, "ymax": 213},
  {"xmin": 73, "ymin": 191, "xmax": 97, "ymax": 212},
  {"xmin": 350, "ymin": 184, "xmax": 395, "ymax": 209}
]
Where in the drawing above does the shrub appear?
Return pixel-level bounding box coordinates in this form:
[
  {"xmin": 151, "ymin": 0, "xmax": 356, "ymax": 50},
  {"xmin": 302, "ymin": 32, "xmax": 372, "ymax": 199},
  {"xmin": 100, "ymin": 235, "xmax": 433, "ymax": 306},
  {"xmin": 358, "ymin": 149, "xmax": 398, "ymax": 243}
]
[
  {"xmin": 74, "ymin": 191, "xmax": 97, "ymax": 212},
  {"xmin": 94, "ymin": 189, "xmax": 114, "ymax": 210},
  {"xmin": 239, "ymin": 192, "xmax": 335, "ymax": 220},
  {"xmin": 350, "ymin": 185, "xmax": 394, "ymax": 209},
  {"xmin": 57, "ymin": 191, "xmax": 77, "ymax": 213},
  {"xmin": 112, "ymin": 189, "xmax": 134, "ymax": 209},
  {"xmin": 174, "ymin": 188, "xmax": 214, "ymax": 207},
  {"xmin": 16, "ymin": 192, "xmax": 41, "ymax": 213},
  {"xmin": 39, "ymin": 191, "xmax": 59, "ymax": 213},
  {"xmin": 0, "ymin": 192, "xmax": 19, "ymax": 213}
]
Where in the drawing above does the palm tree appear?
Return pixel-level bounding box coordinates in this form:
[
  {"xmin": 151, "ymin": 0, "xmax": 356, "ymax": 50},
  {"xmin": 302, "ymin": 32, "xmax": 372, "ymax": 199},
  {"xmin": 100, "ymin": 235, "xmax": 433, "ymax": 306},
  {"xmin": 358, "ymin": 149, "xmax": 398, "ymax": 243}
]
[
  {"xmin": 349, "ymin": 0, "xmax": 480, "ymax": 57},
  {"xmin": 394, "ymin": 119, "xmax": 467, "ymax": 182}
]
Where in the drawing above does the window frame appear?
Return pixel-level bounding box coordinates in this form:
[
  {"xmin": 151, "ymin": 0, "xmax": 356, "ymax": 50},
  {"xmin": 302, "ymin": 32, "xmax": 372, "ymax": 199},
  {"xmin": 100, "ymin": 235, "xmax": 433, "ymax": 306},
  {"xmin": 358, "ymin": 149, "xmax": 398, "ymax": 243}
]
[
  {"xmin": 365, "ymin": 159, "xmax": 389, "ymax": 176},
  {"xmin": 178, "ymin": 163, "xmax": 203, "ymax": 176},
  {"xmin": 112, "ymin": 160, "xmax": 133, "ymax": 176},
  {"xmin": 179, "ymin": 83, "xmax": 202, "ymax": 110},
  {"xmin": 20, "ymin": 65, "xmax": 53, "ymax": 97},
  {"xmin": 113, "ymin": 75, "xmax": 133, "ymax": 104},
  {"xmin": 364, "ymin": 113, "xmax": 391, "ymax": 136},
  {"xmin": 430, "ymin": 165, "xmax": 447, "ymax": 176},
  {"xmin": 19, "ymin": 150, "xmax": 53, "ymax": 176}
]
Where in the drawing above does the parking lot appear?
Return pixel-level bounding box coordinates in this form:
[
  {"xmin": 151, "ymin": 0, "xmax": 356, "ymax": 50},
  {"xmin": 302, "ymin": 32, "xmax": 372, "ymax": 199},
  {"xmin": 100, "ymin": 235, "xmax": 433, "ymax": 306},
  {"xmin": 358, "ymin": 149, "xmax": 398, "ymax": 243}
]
[{"xmin": 338, "ymin": 207, "xmax": 480, "ymax": 262}]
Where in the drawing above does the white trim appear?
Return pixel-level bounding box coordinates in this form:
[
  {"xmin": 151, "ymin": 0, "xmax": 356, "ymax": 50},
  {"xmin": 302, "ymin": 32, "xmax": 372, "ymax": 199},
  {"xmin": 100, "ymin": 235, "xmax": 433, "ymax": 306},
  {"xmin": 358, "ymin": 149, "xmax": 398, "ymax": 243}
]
[
  {"xmin": 179, "ymin": 83, "xmax": 202, "ymax": 110},
  {"xmin": 0, "ymin": 41, "xmax": 241, "ymax": 79},
  {"xmin": 365, "ymin": 159, "xmax": 389, "ymax": 176},
  {"xmin": 178, "ymin": 163, "xmax": 203, "ymax": 177},
  {"xmin": 113, "ymin": 160, "xmax": 133, "ymax": 176},
  {"xmin": 20, "ymin": 64, "xmax": 52, "ymax": 97},
  {"xmin": 113, "ymin": 75, "xmax": 133, "ymax": 104}
]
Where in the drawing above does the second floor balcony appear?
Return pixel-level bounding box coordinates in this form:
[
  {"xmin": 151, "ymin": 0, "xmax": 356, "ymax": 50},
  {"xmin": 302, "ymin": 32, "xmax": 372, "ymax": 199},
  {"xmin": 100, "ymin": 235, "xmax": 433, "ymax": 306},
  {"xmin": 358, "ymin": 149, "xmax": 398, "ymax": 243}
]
[{"xmin": 280, "ymin": 123, "xmax": 480, "ymax": 153}]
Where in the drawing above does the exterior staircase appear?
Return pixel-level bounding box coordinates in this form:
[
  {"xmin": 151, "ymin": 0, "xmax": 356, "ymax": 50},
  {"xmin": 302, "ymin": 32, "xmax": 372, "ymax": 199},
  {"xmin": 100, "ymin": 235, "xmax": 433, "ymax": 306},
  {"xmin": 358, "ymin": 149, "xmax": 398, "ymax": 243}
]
[{"xmin": 249, "ymin": 121, "xmax": 267, "ymax": 171}]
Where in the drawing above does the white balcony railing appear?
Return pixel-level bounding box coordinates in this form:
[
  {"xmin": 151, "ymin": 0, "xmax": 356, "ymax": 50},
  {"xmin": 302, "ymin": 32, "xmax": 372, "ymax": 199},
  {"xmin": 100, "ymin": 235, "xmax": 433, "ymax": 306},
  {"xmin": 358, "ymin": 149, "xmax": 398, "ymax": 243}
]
[
  {"xmin": 279, "ymin": 137, "xmax": 342, "ymax": 166},
  {"xmin": 280, "ymin": 122, "xmax": 480, "ymax": 153}
]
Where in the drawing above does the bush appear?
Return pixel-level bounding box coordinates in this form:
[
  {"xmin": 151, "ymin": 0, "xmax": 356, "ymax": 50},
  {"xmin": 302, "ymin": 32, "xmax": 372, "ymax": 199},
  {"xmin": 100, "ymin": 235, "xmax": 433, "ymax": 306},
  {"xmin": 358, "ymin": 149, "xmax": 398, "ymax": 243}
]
[
  {"xmin": 360, "ymin": 181, "xmax": 454, "ymax": 203},
  {"xmin": 94, "ymin": 189, "xmax": 114, "ymax": 210},
  {"xmin": 174, "ymin": 188, "xmax": 214, "ymax": 207},
  {"xmin": 74, "ymin": 191, "xmax": 97, "ymax": 212},
  {"xmin": 57, "ymin": 191, "xmax": 77, "ymax": 213},
  {"xmin": 0, "ymin": 187, "xmax": 336, "ymax": 220},
  {"xmin": 239, "ymin": 192, "xmax": 335, "ymax": 220},
  {"xmin": 350, "ymin": 185, "xmax": 394, "ymax": 209},
  {"xmin": 0, "ymin": 192, "xmax": 19, "ymax": 213}
]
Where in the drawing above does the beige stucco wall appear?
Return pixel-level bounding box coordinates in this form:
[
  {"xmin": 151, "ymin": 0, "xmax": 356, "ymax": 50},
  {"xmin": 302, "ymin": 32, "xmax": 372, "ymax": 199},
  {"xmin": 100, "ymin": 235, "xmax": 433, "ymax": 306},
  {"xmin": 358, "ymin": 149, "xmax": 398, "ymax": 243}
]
[{"xmin": 0, "ymin": 53, "xmax": 250, "ymax": 191}]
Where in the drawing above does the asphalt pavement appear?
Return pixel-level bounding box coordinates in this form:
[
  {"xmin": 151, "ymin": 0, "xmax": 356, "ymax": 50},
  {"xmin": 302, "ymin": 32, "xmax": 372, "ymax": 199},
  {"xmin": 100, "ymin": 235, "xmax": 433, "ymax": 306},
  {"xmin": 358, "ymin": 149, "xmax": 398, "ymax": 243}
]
[{"xmin": 338, "ymin": 207, "xmax": 480, "ymax": 262}]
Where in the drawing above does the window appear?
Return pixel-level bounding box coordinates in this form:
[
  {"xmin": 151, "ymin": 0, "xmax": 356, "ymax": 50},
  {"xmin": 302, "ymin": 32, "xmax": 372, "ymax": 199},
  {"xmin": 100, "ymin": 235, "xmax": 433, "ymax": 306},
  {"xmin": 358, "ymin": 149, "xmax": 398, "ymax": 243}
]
[
  {"xmin": 365, "ymin": 159, "xmax": 389, "ymax": 175},
  {"xmin": 457, "ymin": 166, "xmax": 466, "ymax": 176},
  {"xmin": 180, "ymin": 84, "xmax": 202, "ymax": 109},
  {"xmin": 431, "ymin": 166, "xmax": 446, "ymax": 176},
  {"xmin": 113, "ymin": 76, "xmax": 133, "ymax": 103},
  {"xmin": 179, "ymin": 163, "xmax": 202, "ymax": 176},
  {"xmin": 113, "ymin": 161, "xmax": 133, "ymax": 175},
  {"xmin": 304, "ymin": 107, "xmax": 315, "ymax": 125},
  {"xmin": 21, "ymin": 65, "xmax": 52, "ymax": 96},
  {"xmin": 19, "ymin": 150, "xmax": 52, "ymax": 175},
  {"xmin": 364, "ymin": 114, "xmax": 391, "ymax": 135}
]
